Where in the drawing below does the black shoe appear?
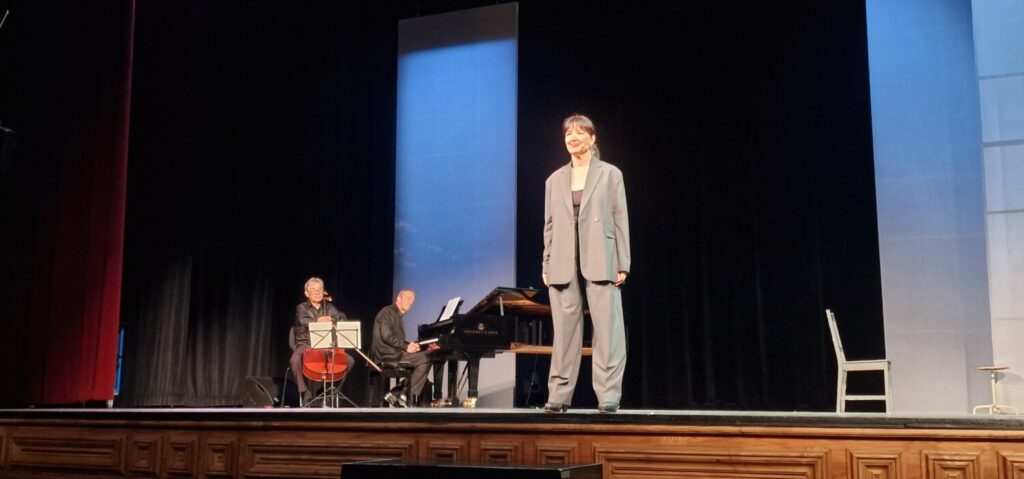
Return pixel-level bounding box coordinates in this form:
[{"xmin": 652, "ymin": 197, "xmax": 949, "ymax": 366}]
[
  {"xmin": 543, "ymin": 402, "xmax": 567, "ymax": 413},
  {"xmin": 598, "ymin": 402, "xmax": 619, "ymax": 413}
]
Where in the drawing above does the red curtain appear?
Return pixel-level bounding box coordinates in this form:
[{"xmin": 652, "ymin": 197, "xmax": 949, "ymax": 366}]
[{"xmin": 12, "ymin": 2, "xmax": 135, "ymax": 405}]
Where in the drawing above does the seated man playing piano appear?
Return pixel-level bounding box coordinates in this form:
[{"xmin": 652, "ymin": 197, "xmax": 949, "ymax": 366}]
[{"xmin": 371, "ymin": 289, "xmax": 436, "ymax": 406}]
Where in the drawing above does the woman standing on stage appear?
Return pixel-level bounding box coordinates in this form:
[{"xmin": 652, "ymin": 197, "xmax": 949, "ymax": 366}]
[{"xmin": 542, "ymin": 114, "xmax": 630, "ymax": 413}]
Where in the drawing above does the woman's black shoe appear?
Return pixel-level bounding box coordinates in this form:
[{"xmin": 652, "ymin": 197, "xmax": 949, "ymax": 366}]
[{"xmin": 543, "ymin": 402, "xmax": 567, "ymax": 413}]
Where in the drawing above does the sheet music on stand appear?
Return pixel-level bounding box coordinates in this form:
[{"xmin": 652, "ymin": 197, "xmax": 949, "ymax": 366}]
[
  {"xmin": 308, "ymin": 321, "xmax": 362, "ymax": 349},
  {"xmin": 304, "ymin": 321, "xmax": 363, "ymax": 408},
  {"xmin": 419, "ymin": 297, "xmax": 463, "ymax": 347},
  {"xmin": 334, "ymin": 321, "xmax": 361, "ymax": 349},
  {"xmin": 439, "ymin": 297, "xmax": 462, "ymax": 322}
]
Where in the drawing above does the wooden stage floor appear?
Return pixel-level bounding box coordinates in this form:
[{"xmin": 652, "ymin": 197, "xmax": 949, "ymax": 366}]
[{"xmin": 2, "ymin": 407, "xmax": 1024, "ymax": 478}]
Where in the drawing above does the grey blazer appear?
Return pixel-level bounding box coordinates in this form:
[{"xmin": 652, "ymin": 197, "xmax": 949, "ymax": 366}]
[{"xmin": 542, "ymin": 158, "xmax": 631, "ymax": 284}]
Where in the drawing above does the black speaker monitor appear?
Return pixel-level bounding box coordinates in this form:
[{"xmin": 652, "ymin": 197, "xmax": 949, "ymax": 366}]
[{"xmin": 241, "ymin": 376, "xmax": 281, "ymax": 408}]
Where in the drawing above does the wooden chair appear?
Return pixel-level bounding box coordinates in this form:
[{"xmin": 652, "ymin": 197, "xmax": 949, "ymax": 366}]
[{"xmin": 825, "ymin": 309, "xmax": 892, "ymax": 413}]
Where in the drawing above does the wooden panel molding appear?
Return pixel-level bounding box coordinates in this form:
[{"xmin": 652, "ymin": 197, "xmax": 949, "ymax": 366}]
[
  {"xmin": 536, "ymin": 441, "xmax": 579, "ymax": 465},
  {"xmin": 165, "ymin": 434, "xmax": 198, "ymax": 477},
  {"xmin": 998, "ymin": 452, "xmax": 1024, "ymax": 479},
  {"xmin": 426, "ymin": 440, "xmax": 469, "ymax": 462},
  {"xmin": 922, "ymin": 451, "xmax": 981, "ymax": 479},
  {"xmin": 478, "ymin": 440, "xmax": 523, "ymax": 464},
  {"xmin": 128, "ymin": 433, "xmax": 162, "ymax": 476},
  {"xmin": 242, "ymin": 439, "xmax": 415, "ymax": 478},
  {"xmin": 202, "ymin": 437, "xmax": 237, "ymax": 478},
  {"xmin": 593, "ymin": 445, "xmax": 829, "ymax": 479},
  {"xmin": 6, "ymin": 432, "xmax": 124, "ymax": 474},
  {"xmin": 848, "ymin": 451, "xmax": 901, "ymax": 479},
  {"xmin": 0, "ymin": 428, "xmax": 6, "ymax": 470}
]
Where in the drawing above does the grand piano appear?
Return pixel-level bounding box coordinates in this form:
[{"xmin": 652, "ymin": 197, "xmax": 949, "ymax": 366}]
[{"xmin": 417, "ymin": 286, "xmax": 590, "ymax": 408}]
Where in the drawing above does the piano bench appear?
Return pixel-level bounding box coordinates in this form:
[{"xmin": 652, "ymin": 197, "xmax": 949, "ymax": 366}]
[{"xmin": 369, "ymin": 361, "xmax": 413, "ymax": 407}]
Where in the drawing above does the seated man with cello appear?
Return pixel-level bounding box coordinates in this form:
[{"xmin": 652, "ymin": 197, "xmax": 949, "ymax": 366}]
[{"xmin": 290, "ymin": 276, "xmax": 355, "ymax": 407}]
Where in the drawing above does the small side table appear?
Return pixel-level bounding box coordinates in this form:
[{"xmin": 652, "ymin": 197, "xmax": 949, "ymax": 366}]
[{"xmin": 973, "ymin": 366, "xmax": 1019, "ymax": 415}]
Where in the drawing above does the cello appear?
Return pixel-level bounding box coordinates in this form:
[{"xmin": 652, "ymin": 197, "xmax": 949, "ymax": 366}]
[
  {"xmin": 302, "ymin": 347, "xmax": 349, "ymax": 382},
  {"xmin": 301, "ymin": 291, "xmax": 350, "ymax": 382}
]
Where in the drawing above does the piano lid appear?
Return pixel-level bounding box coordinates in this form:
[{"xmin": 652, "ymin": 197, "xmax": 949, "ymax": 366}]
[{"xmin": 465, "ymin": 286, "xmax": 551, "ymax": 316}]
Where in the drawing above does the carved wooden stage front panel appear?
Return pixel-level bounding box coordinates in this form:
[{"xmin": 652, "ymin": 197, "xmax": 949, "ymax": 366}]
[
  {"xmin": 3, "ymin": 414, "xmax": 1024, "ymax": 478},
  {"xmin": 595, "ymin": 445, "xmax": 829, "ymax": 479},
  {"xmin": 847, "ymin": 450, "xmax": 901, "ymax": 479},
  {"xmin": 241, "ymin": 439, "xmax": 416, "ymax": 478},
  {"xmin": 536, "ymin": 441, "xmax": 580, "ymax": 465},
  {"xmin": 127, "ymin": 432, "xmax": 161, "ymax": 476},
  {"xmin": 201, "ymin": 436, "xmax": 237, "ymax": 478},
  {"xmin": 999, "ymin": 452, "xmax": 1024, "ymax": 479},
  {"xmin": 477, "ymin": 440, "xmax": 523, "ymax": 464},
  {"xmin": 5, "ymin": 428, "xmax": 125, "ymax": 475},
  {"xmin": 922, "ymin": 451, "xmax": 982, "ymax": 479}
]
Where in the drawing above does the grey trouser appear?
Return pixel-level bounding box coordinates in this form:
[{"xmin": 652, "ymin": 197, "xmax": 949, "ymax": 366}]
[{"xmin": 547, "ymin": 271, "xmax": 626, "ymax": 406}]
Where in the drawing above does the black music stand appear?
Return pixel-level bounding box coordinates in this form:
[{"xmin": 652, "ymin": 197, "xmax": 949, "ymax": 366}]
[{"xmin": 307, "ymin": 322, "xmax": 360, "ymax": 408}]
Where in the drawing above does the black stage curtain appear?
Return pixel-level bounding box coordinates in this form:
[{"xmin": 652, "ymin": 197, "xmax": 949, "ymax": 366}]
[
  {"xmin": 513, "ymin": 2, "xmax": 883, "ymax": 410},
  {"xmin": 118, "ymin": 3, "xmax": 399, "ymax": 406},
  {"xmin": 3, "ymin": 1, "xmax": 881, "ymax": 410}
]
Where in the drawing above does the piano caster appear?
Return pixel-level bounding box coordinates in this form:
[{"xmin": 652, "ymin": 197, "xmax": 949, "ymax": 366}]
[
  {"xmin": 430, "ymin": 398, "xmax": 459, "ymax": 408},
  {"xmin": 462, "ymin": 397, "xmax": 478, "ymax": 409}
]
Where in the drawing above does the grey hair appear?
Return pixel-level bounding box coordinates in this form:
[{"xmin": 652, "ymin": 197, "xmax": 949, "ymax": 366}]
[{"xmin": 304, "ymin": 277, "xmax": 325, "ymax": 292}]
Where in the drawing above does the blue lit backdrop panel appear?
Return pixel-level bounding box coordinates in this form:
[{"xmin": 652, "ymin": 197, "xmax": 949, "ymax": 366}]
[
  {"xmin": 866, "ymin": 0, "xmax": 990, "ymax": 413},
  {"xmin": 394, "ymin": 5, "xmax": 518, "ymax": 406}
]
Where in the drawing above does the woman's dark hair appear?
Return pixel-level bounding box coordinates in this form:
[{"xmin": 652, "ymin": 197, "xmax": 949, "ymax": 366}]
[{"xmin": 562, "ymin": 114, "xmax": 600, "ymax": 158}]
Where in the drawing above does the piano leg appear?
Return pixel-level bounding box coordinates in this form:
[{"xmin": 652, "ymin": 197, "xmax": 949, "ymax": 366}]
[
  {"xmin": 446, "ymin": 359, "xmax": 459, "ymax": 406},
  {"xmin": 431, "ymin": 359, "xmax": 446, "ymax": 406},
  {"xmin": 463, "ymin": 355, "xmax": 481, "ymax": 408}
]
